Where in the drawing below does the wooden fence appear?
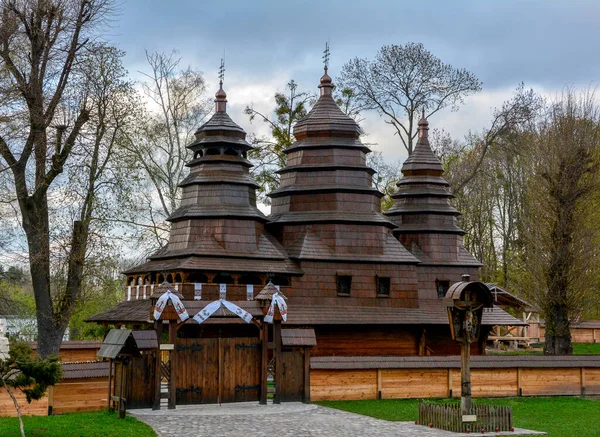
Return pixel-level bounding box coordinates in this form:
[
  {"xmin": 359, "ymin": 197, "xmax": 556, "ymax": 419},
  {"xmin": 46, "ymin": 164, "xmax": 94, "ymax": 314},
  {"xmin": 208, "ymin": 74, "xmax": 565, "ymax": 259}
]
[
  {"xmin": 418, "ymin": 403, "xmax": 512, "ymax": 433},
  {"xmin": 0, "ymin": 361, "xmax": 109, "ymax": 417},
  {"xmin": 310, "ymin": 355, "xmax": 600, "ymax": 401}
]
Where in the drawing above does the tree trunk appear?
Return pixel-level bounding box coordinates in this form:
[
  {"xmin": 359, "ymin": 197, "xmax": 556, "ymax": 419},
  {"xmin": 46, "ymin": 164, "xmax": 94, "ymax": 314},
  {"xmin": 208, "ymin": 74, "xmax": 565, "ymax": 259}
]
[
  {"xmin": 544, "ymin": 303, "xmax": 572, "ymax": 355},
  {"xmin": 2, "ymin": 376, "xmax": 25, "ymax": 437}
]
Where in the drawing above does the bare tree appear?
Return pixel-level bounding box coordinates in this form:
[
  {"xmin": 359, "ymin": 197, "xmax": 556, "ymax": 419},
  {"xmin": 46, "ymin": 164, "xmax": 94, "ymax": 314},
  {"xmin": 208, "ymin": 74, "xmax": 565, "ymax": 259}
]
[
  {"xmin": 453, "ymin": 84, "xmax": 541, "ymax": 192},
  {"xmin": 122, "ymin": 51, "xmax": 210, "ymax": 249},
  {"xmin": 338, "ymin": 42, "xmax": 482, "ymax": 155},
  {"xmin": 520, "ymin": 89, "xmax": 600, "ymax": 355},
  {"xmin": 0, "ymin": 0, "xmax": 115, "ymax": 357}
]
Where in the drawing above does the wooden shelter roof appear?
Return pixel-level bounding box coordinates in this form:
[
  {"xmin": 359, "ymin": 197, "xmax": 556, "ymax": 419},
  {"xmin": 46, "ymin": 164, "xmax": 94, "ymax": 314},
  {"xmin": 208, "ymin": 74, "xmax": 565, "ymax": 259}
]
[
  {"xmin": 62, "ymin": 361, "xmax": 110, "ymax": 379},
  {"xmin": 485, "ymin": 283, "xmax": 537, "ymax": 312},
  {"xmin": 281, "ymin": 328, "xmax": 317, "ymax": 347}
]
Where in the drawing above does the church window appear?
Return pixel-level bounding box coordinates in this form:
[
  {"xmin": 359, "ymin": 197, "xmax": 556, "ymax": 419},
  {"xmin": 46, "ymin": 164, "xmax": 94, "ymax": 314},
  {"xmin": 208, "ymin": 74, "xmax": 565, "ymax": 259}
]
[
  {"xmin": 437, "ymin": 280, "xmax": 450, "ymax": 298},
  {"xmin": 337, "ymin": 275, "xmax": 352, "ymax": 296},
  {"xmin": 376, "ymin": 276, "xmax": 391, "ymax": 296}
]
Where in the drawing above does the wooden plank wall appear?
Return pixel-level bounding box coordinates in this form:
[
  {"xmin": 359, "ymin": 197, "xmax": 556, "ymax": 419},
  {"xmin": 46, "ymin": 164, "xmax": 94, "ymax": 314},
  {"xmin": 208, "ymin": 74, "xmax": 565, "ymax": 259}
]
[
  {"xmin": 0, "ymin": 387, "xmax": 48, "ymax": 417},
  {"xmin": 51, "ymin": 378, "xmax": 109, "ymax": 414},
  {"xmin": 311, "ymin": 367, "xmax": 600, "ymax": 401}
]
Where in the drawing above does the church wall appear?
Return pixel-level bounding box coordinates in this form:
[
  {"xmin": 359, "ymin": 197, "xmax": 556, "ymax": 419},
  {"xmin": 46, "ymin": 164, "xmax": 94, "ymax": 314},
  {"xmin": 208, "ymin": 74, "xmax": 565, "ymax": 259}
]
[
  {"xmin": 311, "ymin": 326, "xmax": 419, "ymax": 356},
  {"xmin": 286, "ymin": 148, "xmax": 367, "ymax": 166},
  {"xmin": 271, "ymin": 192, "xmax": 380, "ymax": 213},
  {"xmin": 415, "ymin": 265, "xmax": 480, "ymax": 300},
  {"xmin": 287, "ymin": 260, "xmax": 418, "ymax": 308}
]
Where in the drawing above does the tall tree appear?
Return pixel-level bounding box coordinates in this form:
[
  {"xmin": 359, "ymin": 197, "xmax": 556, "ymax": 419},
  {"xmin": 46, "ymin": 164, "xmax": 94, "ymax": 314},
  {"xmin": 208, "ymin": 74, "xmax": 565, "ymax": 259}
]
[
  {"xmin": 0, "ymin": 0, "xmax": 114, "ymax": 357},
  {"xmin": 338, "ymin": 42, "xmax": 482, "ymax": 155},
  {"xmin": 520, "ymin": 90, "xmax": 600, "ymax": 355},
  {"xmin": 122, "ymin": 51, "xmax": 211, "ymax": 250},
  {"xmin": 245, "ymin": 80, "xmax": 313, "ymax": 202}
]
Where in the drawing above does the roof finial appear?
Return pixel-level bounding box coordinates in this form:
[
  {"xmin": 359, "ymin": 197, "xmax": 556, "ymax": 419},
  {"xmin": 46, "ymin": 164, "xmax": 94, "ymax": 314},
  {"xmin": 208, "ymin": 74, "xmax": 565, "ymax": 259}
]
[
  {"xmin": 319, "ymin": 42, "xmax": 333, "ymax": 96},
  {"xmin": 215, "ymin": 58, "xmax": 227, "ymax": 112},
  {"xmin": 322, "ymin": 41, "xmax": 330, "ymax": 74},
  {"xmin": 418, "ymin": 108, "xmax": 429, "ymax": 142}
]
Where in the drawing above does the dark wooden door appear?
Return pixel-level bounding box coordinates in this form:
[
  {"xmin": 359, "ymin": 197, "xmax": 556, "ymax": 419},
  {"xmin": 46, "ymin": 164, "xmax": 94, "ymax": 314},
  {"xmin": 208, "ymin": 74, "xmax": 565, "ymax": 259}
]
[
  {"xmin": 175, "ymin": 336, "xmax": 260, "ymax": 404},
  {"xmin": 221, "ymin": 337, "xmax": 261, "ymax": 403},
  {"xmin": 280, "ymin": 349, "xmax": 305, "ymax": 402},
  {"xmin": 175, "ymin": 338, "xmax": 219, "ymax": 404},
  {"xmin": 113, "ymin": 354, "xmax": 155, "ymax": 409}
]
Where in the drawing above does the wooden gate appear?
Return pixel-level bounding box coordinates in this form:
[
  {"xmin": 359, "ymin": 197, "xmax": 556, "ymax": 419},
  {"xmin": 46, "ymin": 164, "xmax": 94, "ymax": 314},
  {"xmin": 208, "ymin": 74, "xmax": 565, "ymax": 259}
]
[
  {"xmin": 175, "ymin": 337, "xmax": 260, "ymax": 404},
  {"xmin": 113, "ymin": 354, "xmax": 155, "ymax": 409}
]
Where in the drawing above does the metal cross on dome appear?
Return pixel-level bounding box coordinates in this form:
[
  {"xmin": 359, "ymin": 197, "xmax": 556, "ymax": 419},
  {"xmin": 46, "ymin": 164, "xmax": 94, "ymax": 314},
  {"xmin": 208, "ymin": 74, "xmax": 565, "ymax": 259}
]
[
  {"xmin": 218, "ymin": 58, "xmax": 225, "ymax": 83},
  {"xmin": 322, "ymin": 42, "xmax": 330, "ymax": 70}
]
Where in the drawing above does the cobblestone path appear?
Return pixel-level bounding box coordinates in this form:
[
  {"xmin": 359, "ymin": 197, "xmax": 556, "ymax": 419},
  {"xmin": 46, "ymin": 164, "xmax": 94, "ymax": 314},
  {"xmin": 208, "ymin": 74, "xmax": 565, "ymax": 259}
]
[{"xmin": 130, "ymin": 402, "xmax": 546, "ymax": 437}]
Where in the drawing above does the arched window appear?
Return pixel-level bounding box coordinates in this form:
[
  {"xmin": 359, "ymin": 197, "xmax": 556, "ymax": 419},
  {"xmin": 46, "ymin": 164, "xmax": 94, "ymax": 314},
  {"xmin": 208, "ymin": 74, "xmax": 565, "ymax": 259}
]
[
  {"xmin": 206, "ymin": 148, "xmax": 220, "ymax": 156},
  {"xmin": 193, "ymin": 150, "xmax": 203, "ymax": 159},
  {"xmin": 224, "ymin": 148, "xmax": 238, "ymax": 156}
]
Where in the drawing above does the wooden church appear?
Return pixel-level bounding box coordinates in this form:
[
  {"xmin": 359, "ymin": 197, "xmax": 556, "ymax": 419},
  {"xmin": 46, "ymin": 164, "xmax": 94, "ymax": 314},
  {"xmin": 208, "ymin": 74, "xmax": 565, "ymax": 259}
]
[{"xmin": 89, "ymin": 65, "xmax": 521, "ymax": 407}]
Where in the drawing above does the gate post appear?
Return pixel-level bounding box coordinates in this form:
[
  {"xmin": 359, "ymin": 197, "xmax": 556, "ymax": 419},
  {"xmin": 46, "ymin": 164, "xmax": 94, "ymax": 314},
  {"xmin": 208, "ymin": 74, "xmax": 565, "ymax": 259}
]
[
  {"xmin": 260, "ymin": 322, "xmax": 268, "ymax": 404},
  {"xmin": 168, "ymin": 320, "xmax": 177, "ymax": 409},
  {"xmin": 273, "ymin": 318, "xmax": 283, "ymax": 404},
  {"xmin": 153, "ymin": 321, "xmax": 162, "ymax": 410}
]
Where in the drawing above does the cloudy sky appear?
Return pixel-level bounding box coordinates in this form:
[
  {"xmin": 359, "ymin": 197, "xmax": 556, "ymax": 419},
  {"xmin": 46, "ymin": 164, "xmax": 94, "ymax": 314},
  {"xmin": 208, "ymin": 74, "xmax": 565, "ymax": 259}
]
[{"xmin": 106, "ymin": 0, "xmax": 600, "ymax": 164}]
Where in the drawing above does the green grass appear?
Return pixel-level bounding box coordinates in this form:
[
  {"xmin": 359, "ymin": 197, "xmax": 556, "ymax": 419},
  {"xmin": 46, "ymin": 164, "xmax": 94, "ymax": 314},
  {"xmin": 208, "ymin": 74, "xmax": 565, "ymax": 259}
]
[
  {"xmin": 317, "ymin": 397, "xmax": 600, "ymax": 437},
  {"xmin": 0, "ymin": 410, "xmax": 156, "ymax": 437},
  {"xmin": 487, "ymin": 342, "xmax": 600, "ymax": 356},
  {"xmin": 573, "ymin": 343, "xmax": 600, "ymax": 354}
]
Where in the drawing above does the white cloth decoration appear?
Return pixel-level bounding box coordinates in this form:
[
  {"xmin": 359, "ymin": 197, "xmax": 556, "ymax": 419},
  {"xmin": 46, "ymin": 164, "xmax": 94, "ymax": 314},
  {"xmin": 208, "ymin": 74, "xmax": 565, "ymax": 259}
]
[
  {"xmin": 127, "ymin": 286, "xmax": 131, "ymax": 301},
  {"xmin": 219, "ymin": 283, "xmax": 227, "ymax": 300},
  {"xmin": 263, "ymin": 292, "xmax": 287, "ymax": 323},
  {"xmin": 192, "ymin": 300, "xmax": 221, "ymax": 324},
  {"xmin": 136, "ymin": 285, "xmax": 140, "ymax": 300},
  {"xmin": 193, "ymin": 299, "xmax": 253, "ymax": 324},
  {"xmin": 246, "ymin": 284, "xmax": 254, "ymax": 300},
  {"xmin": 153, "ymin": 290, "xmax": 189, "ymax": 322},
  {"xmin": 143, "ymin": 285, "xmax": 147, "ymax": 300},
  {"xmin": 194, "ymin": 283, "xmax": 202, "ymax": 300},
  {"xmin": 222, "ymin": 300, "xmax": 253, "ymax": 323}
]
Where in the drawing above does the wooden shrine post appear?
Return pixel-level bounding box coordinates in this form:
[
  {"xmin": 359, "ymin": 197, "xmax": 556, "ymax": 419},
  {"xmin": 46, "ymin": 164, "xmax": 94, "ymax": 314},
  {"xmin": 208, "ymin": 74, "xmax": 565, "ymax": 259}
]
[{"xmin": 445, "ymin": 275, "xmax": 492, "ymax": 416}]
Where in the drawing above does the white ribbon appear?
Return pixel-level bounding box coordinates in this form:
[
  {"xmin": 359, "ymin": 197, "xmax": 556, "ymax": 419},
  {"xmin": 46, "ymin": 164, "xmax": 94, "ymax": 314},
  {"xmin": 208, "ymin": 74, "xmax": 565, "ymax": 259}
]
[
  {"xmin": 263, "ymin": 292, "xmax": 287, "ymax": 323},
  {"xmin": 153, "ymin": 290, "xmax": 189, "ymax": 322},
  {"xmin": 193, "ymin": 299, "xmax": 253, "ymax": 324}
]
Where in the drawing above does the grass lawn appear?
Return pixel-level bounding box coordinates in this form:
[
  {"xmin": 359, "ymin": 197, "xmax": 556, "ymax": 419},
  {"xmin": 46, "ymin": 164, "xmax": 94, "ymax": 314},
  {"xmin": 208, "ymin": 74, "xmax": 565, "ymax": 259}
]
[
  {"xmin": 317, "ymin": 397, "xmax": 600, "ymax": 437},
  {"xmin": 487, "ymin": 342, "xmax": 600, "ymax": 356},
  {"xmin": 0, "ymin": 410, "xmax": 156, "ymax": 437}
]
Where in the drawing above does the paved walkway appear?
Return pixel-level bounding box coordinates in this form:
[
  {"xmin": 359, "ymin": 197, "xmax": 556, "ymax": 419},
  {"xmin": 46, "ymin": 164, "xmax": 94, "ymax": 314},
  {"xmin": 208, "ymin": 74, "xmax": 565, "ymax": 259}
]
[{"xmin": 130, "ymin": 402, "xmax": 547, "ymax": 437}]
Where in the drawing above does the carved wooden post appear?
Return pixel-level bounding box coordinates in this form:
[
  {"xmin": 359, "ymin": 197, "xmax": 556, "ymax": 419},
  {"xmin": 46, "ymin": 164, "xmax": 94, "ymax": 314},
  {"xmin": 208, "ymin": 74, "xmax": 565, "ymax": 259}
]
[{"xmin": 461, "ymin": 309, "xmax": 472, "ymax": 414}]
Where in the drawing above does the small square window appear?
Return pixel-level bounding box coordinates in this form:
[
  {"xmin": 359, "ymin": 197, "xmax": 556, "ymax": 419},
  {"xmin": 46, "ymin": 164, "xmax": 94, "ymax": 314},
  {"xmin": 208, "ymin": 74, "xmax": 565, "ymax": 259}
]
[
  {"xmin": 437, "ymin": 280, "xmax": 450, "ymax": 298},
  {"xmin": 337, "ymin": 275, "xmax": 352, "ymax": 296},
  {"xmin": 376, "ymin": 276, "xmax": 391, "ymax": 296}
]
